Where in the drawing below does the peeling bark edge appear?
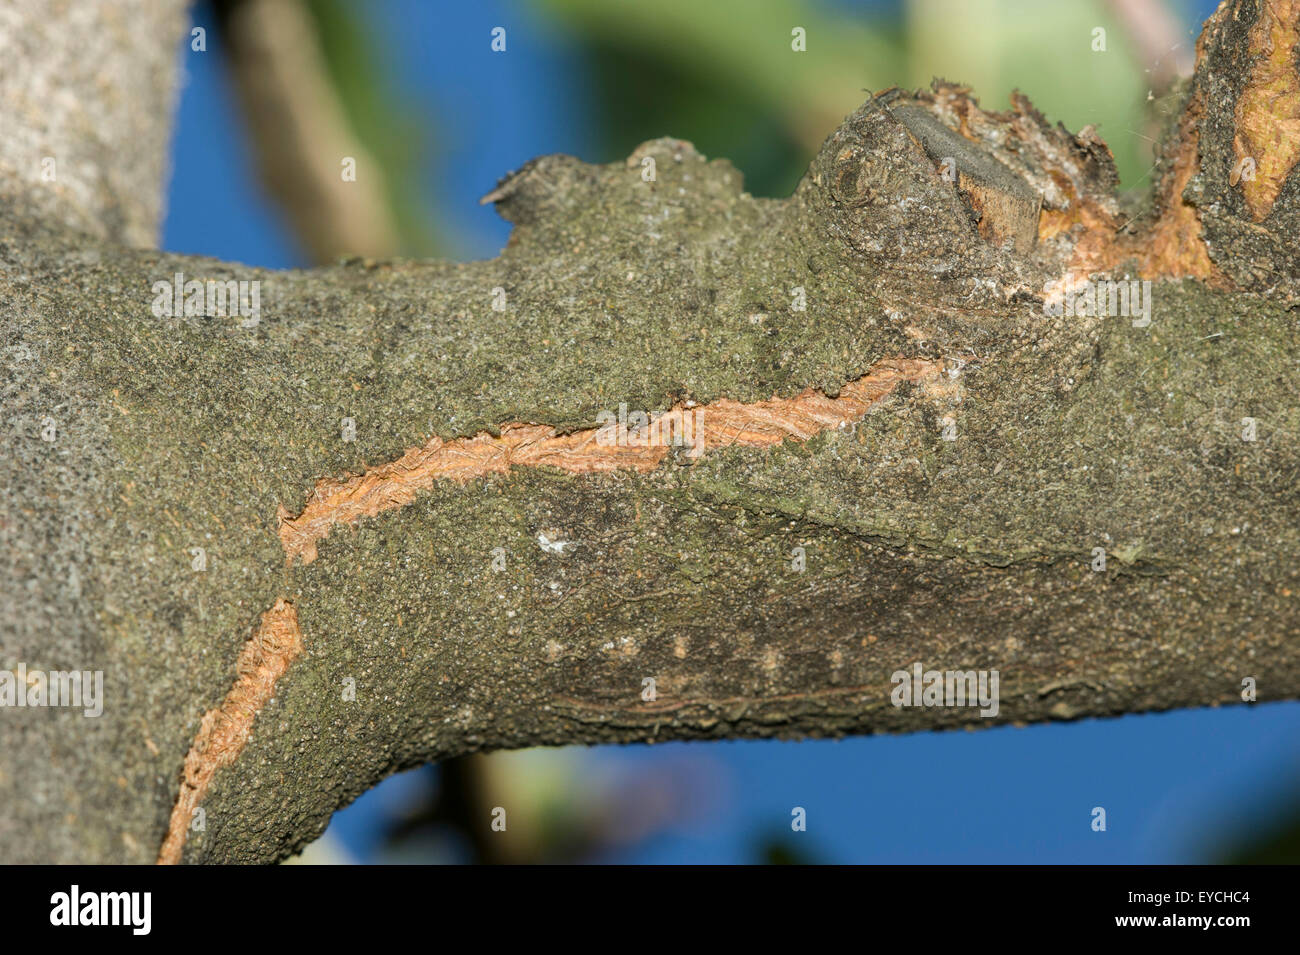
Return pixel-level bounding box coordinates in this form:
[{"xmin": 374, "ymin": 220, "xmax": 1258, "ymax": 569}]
[
  {"xmin": 157, "ymin": 358, "xmax": 939, "ymax": 861},
  {"xmin": 278, "ymin": 358, "xmax": 942, "ymax": 565},
  {"xmin": 158, "ymin": 599, "xmax": 302, "ymax": 865}
]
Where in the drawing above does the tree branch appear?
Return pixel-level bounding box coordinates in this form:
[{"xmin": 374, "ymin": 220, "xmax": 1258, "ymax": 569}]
[
  {"xmin": 0, "ymin": 0, "xmax": 189, "ymax": 245},
  {"xmin": 1, "ymin": 0, "xmax": 1297, "ymax": 864}
]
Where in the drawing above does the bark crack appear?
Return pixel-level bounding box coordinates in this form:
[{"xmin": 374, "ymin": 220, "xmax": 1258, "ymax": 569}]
[
  {"xmin": 157, "ymin": 599, "xmax": 302, "ymax": 865},
  {"xmin": 156, "ymin": 357, "xmax": 939, "ymax": 862},
  {"xmin": 278, "ymin": 357, "xmax": 943, "ymax": 565}
]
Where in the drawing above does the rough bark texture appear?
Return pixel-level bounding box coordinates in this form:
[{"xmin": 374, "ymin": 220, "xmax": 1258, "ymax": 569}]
[{"xmin": 1, "ymin": 0, "xmax": 1298, "ymax": 864}]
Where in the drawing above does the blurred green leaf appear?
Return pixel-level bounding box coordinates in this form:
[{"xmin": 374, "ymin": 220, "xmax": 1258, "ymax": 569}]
[
  {"xmin": 535, "ymin": 0, "xmax": 905, "ymax": 196},
  {"xmin": 538, "ymin": 0, "xmax": 1160, "ymax": 196},
  {"xmin": 903, "ymin": 0, "xmax": 1153, "ymax": 189}
]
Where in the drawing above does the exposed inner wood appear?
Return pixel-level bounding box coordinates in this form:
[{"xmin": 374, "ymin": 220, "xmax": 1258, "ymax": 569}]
[
  {"xmin": 890, "ymin": 102, "xmax": 1041, "ymax": 252},
  {"xmin": 278, "ymin": 358, "xmax": 942, "ymax": 565},
  {"xmin": 157, "ymin": 599, "xmax": 302, "ymax": 865},
  {"xmin": 1233, "ymin": 0, "xmax": 1300, "ymax": 221},
  {"xmin": 156, "ymin": 358, "xmax": 939, "ymax": 862},
  {"xmin": 1135, "ymin": 89, "xmax": 1218, "ymax": 281}
]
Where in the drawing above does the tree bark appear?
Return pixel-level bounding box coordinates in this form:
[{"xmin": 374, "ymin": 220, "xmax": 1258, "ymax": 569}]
[{"xmin": 2, "ymin": 0, "xmax": 1298, "ymax": 864}]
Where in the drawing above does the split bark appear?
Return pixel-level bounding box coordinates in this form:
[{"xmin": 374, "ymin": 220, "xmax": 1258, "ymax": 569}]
[{"xmin": 1, "ymin": 0, "xmax": 1298, "ymax": 864}]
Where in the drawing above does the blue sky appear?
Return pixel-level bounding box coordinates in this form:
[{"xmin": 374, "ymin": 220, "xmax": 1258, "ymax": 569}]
[{"xmin": 161, "ymin": 0, "xmax": 1296, "ymax": 864}]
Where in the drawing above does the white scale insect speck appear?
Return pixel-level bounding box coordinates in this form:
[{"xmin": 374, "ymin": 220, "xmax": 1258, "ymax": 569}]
[{"xmin": 537, "ymin": 532, "xmax": 573, "ymax": 554}]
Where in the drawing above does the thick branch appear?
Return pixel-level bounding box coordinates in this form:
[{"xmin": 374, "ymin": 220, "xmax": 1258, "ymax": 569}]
[
  {"xmin": 1, "ymin": 0, "xmax": 1298, "ymax": 864},
  {"xmin": 0, "ymin": 0, "xmax": 189, "ymax": 246}
]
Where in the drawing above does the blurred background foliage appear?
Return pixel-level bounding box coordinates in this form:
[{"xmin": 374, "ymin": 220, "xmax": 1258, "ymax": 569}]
[
  {"xmin": 172, "ymin": 0, "xmax": 1300, "ymax": 864},
  {"xmin": 538, "ymin": 0, "xmax": 1158, "ymax": 198}
]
